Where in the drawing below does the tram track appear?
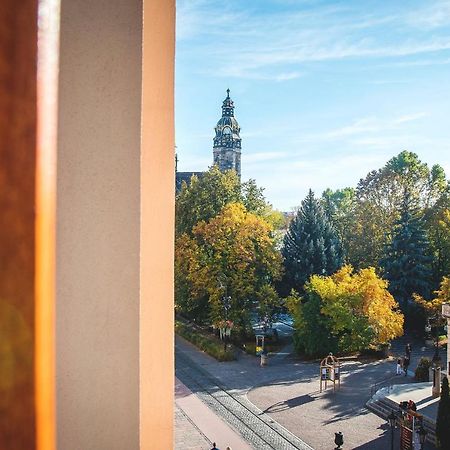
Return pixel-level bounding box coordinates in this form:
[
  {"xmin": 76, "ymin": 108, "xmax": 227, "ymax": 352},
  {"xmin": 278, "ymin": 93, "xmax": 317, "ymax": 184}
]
[{"xmin": 175, "ymin": 346, "xmax": 313, "ymax": 450}]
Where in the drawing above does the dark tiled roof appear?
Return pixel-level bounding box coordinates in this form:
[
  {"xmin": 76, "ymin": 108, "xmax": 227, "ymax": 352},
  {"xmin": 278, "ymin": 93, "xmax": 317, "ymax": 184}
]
[{"xmin": 176, "ymin": 171, "xmax": 204, "ymax": 192}]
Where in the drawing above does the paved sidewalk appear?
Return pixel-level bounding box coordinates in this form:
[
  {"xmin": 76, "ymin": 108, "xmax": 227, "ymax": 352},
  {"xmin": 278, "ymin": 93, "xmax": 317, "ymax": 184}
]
[
  {"xmin": 390, "ymin": 336, "xmax": 448, "ymax": 376},
  {"xmin": 175, "ymin": 377, "xmax": 252, "ymax": 450},
  {"xmin": 175, "ymin": 405, "xmax": 211, "ymax": 450},
  {"xmin": 386, "ymin": 382, "xmax": 439, "ymax": 423},
  {"xmin": 175, "ymin": 335, "xmax": 418, "ymax": 449}
]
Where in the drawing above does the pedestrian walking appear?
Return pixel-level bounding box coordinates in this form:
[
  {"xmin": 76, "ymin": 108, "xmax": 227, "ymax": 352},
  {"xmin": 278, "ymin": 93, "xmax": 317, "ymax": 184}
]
[
  {"xmin": 405, "ymin": 343, "xmax": 412, "ymax": 358},
  {"xmin": 210, "ymin": 443, "xmax": 219, "ymax": 450},
  {"xmin": 396, "ymin": 358, "xmax": 402, "ymax": 375},
  {"xmin": 403, "ymin": 355, "xmax": 410, "ymax": 376}
]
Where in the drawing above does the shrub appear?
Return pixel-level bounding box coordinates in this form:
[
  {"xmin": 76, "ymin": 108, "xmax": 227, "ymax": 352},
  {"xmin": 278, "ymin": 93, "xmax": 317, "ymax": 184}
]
[
  {"xmin": 359, "ymin": 347, "xmax": 388, "ymax": 359},
  {"xmin": 415, "ymin": 357, "xmax": 431, "ymax": 382},
  {"xmin": 175, "ymin": 320, "xmax": 235, "ymax": 361}
]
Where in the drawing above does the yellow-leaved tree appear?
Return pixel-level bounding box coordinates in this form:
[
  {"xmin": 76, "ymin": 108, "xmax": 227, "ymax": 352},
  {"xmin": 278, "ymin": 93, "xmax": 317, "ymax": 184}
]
[
  {"xmin": 288, "ymin": 265, "xmax": 404, "ymax": 356},
  {"xmin": 175, "ymin": 203, "xmax": 283, "ymax": 332},
  {"xmin": 413, "ymin": 276, "xmax": 450, "ymax": 331}
]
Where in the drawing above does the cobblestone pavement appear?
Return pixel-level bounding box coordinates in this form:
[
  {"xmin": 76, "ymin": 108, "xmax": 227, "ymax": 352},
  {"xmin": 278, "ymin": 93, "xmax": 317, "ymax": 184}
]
[
  {"xmin": 175, "ymin": 405, "xmax": 212, "ymax": 450},
  {"xmin": 175, "ymin": 335, "xmax": 426, "ymax": 449},
  {"xmin": 247, "ymin": 359, "xmax": 408, "ymax": 449},
  {"xmin": 176, "ymin": 346, "xmax": 312, "ymax": 450}
]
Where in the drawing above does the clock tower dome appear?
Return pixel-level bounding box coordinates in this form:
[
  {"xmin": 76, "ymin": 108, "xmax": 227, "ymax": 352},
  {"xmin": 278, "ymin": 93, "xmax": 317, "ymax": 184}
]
[{"xmin": 213, "ymin": 89, "xmax": 242, "ymax": 178}]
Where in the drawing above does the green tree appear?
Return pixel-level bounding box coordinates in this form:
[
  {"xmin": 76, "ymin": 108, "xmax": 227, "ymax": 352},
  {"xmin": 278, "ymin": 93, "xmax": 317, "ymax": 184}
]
[
  {"xmin": 256, "ymin": 284, "xmax": 282, "ymax": 330},
  {"xmin": 436, "ymin": 377, "xmax": 450, "ymax": 449},
  {"xmin": 321, "ymin": 187, "xmax": 356, "ymax": 262},
  {"xmin": 176, "ymin": 166, "xmax": 241, "ymax": 236},
  {"xmin": 380, "ymin": 190, "xmax": 433, "ymax": 311},
  {"xmin": 287, "ymin": 288, "xmax": 338, "ymax": 357},
  {"xmin": 176, "ymin": 166, "xmax": 283, "ymax": 236},
  {"xmin": 281, "ymin": 189, "xmax": 343, "ymax": 294}
]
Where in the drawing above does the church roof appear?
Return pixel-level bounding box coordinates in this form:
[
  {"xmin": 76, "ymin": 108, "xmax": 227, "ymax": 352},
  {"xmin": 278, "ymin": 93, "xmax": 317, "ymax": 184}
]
[
  {"xmin": 175, "ymin": 171, "xmax": 204, "ymax": 192},
  {"xmin": 220, "ymin": 88, "xmax": 236, "ymax": 117},
  {"xmin": 214, "ymin": 89, "xmax": 241, "ymax": 145}
]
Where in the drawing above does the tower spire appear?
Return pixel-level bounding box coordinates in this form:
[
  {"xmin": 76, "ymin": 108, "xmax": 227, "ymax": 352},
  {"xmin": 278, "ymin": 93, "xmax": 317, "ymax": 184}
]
[{"xmin": 213, "ymin": 89, "xmax": 242, "ymax": 178}]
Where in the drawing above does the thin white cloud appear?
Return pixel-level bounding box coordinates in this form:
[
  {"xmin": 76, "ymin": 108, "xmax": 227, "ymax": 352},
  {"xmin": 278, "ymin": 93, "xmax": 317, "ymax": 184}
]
[
  {"xmin": 178, "ymin": 0, "xmax": 450, "ymax": 80},
  {"xmin": 244, "ymin": 151, "xmax": 288, "ymax": 163},
  {"xmin": 383, "ymin": 58, "xmax": 450, "ymax": 68},
  {"xmin": 291, "ymin": 113, "xmax": 428, "ymax": 146},
  {"xmin": 394, "ymin": 112, "xmax": 428, "ymax": 124},
  {"xmin": 406, "ymin": 1, "xmax": 450, "ymax": 30}
]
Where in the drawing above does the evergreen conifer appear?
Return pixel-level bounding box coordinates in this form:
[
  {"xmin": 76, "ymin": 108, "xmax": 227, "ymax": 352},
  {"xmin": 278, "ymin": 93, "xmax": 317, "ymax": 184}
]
[
  {"xmin": 380, "ymin": 190, "xmax": 432, "ymax": 309},
  {"xmin": 281, "ymin": 189, "xmax": 343, "ymax": 293}
]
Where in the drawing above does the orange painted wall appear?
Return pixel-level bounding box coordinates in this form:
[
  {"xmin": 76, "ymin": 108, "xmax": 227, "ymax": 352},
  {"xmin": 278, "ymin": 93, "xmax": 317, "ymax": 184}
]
[
  {"xmin": 140, "ymin": 0, "xmax": 175, "ymax": 448},
  {"xmin": 35, "ymin": 0, "xmax": 59, "ymax": 448}
]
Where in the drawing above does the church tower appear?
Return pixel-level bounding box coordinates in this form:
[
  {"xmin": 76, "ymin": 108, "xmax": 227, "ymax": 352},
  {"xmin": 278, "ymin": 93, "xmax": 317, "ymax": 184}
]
[{"xmin": 213, "ymin": 89, "xmax": 242, "ymax": 178}]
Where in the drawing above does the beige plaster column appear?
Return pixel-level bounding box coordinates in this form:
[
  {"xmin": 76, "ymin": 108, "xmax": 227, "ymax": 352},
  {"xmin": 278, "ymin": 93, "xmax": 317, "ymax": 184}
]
[{"xmin": 56, "ymin": 0, "xmax": 174, "ymax": 448}]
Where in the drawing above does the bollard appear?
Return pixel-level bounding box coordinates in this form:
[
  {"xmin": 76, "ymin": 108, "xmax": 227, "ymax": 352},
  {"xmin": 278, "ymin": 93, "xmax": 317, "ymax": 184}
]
[
  {"xmin": 432, "ymin": 367, "xmax": 441, "ymax": 398},
  {"xmin": 260, "ymin": 353, "xmax": 268, "ymax": 367}
]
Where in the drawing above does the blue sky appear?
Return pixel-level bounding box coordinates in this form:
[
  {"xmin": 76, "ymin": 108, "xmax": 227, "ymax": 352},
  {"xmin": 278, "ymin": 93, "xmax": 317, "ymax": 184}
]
[{"xmin": 176, "ymin": 0, "xmax": 450, "ymax": 211}]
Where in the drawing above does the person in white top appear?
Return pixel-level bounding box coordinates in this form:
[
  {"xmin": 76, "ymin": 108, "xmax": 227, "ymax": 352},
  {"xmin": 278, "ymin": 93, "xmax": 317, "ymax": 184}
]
[{"xmin": 396, "ymin": 358, "xmax": 402, "ymax": 375}]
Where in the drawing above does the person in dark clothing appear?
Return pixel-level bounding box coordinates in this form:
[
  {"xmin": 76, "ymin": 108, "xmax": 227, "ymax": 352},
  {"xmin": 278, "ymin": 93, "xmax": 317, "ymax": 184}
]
[
  {"xmin": 405, "ymin": 343, "xmax": 412, "ymax": 358},
  {"xmin": 403, "ymin": 356, "xmax": 410, "ymax": 376},
  {"xmin": 211, "ymin": 443, "xmax": 219, "ymax": 450}
]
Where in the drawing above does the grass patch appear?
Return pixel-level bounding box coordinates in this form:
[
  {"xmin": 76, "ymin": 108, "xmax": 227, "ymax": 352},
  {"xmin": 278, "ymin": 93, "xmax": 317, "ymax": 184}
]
[{"xmin": 175, "ymin": 319, "xmax": 235, "ymax": 362}]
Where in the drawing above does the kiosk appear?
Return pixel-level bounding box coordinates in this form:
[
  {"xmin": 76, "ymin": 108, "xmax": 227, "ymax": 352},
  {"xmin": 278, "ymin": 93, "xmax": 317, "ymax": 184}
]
[{"xmin": 320, "ymin": 353, "xmax": 341, "ymax": 393}]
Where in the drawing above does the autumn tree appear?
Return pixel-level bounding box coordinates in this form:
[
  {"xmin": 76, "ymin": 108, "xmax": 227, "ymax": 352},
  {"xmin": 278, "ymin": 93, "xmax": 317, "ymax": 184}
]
[
  {"xmin": 347, "ymin": 151, "xmax": 446, "ymax": 268},
  {"xmin": 175, "ymin": 203, "xmax": 283, "ymax": 331},
  {"xmin": 427, "ymin": 189, "xmax": 450, "ymax": 283},
  {"xmin": 288, "ymin": 265, "xmax": 404, "ymax": 357},
  {"xmin": 413, "ymin": 276, "xmax": 450, "ymax": 339},
  {"xmin": 281, "ymin": 189, "xmax": 343, "ymax": 294}
]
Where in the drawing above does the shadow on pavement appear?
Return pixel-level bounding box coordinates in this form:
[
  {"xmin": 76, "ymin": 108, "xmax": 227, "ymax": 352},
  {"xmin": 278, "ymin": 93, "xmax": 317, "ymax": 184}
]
[{"xmin": 263, "ymin": 392, "xmax": 318, "ymax": 413}]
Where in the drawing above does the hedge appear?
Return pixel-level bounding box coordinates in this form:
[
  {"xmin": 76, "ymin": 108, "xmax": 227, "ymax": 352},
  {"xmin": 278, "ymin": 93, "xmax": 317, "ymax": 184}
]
[{"xmin": 175, "ymin": 320, "xmax": 235, "ymax": 362}]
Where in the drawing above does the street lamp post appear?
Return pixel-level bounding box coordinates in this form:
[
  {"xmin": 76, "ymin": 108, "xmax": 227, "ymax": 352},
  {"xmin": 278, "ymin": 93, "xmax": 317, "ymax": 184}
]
[
  {"xmin": 426, "ymin": 317, "xmax": 442, "ymax": 367},
  {"xmin": 388, "ymin": 410, "xmax": 396, "ymax": 450},
  {"xmin": 221, "ymin": 295, "xmax": 231, "ymax": 352},
  {"xmin": 417, "ymin": 426, "xmax": 427, "ymax": 450}
]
